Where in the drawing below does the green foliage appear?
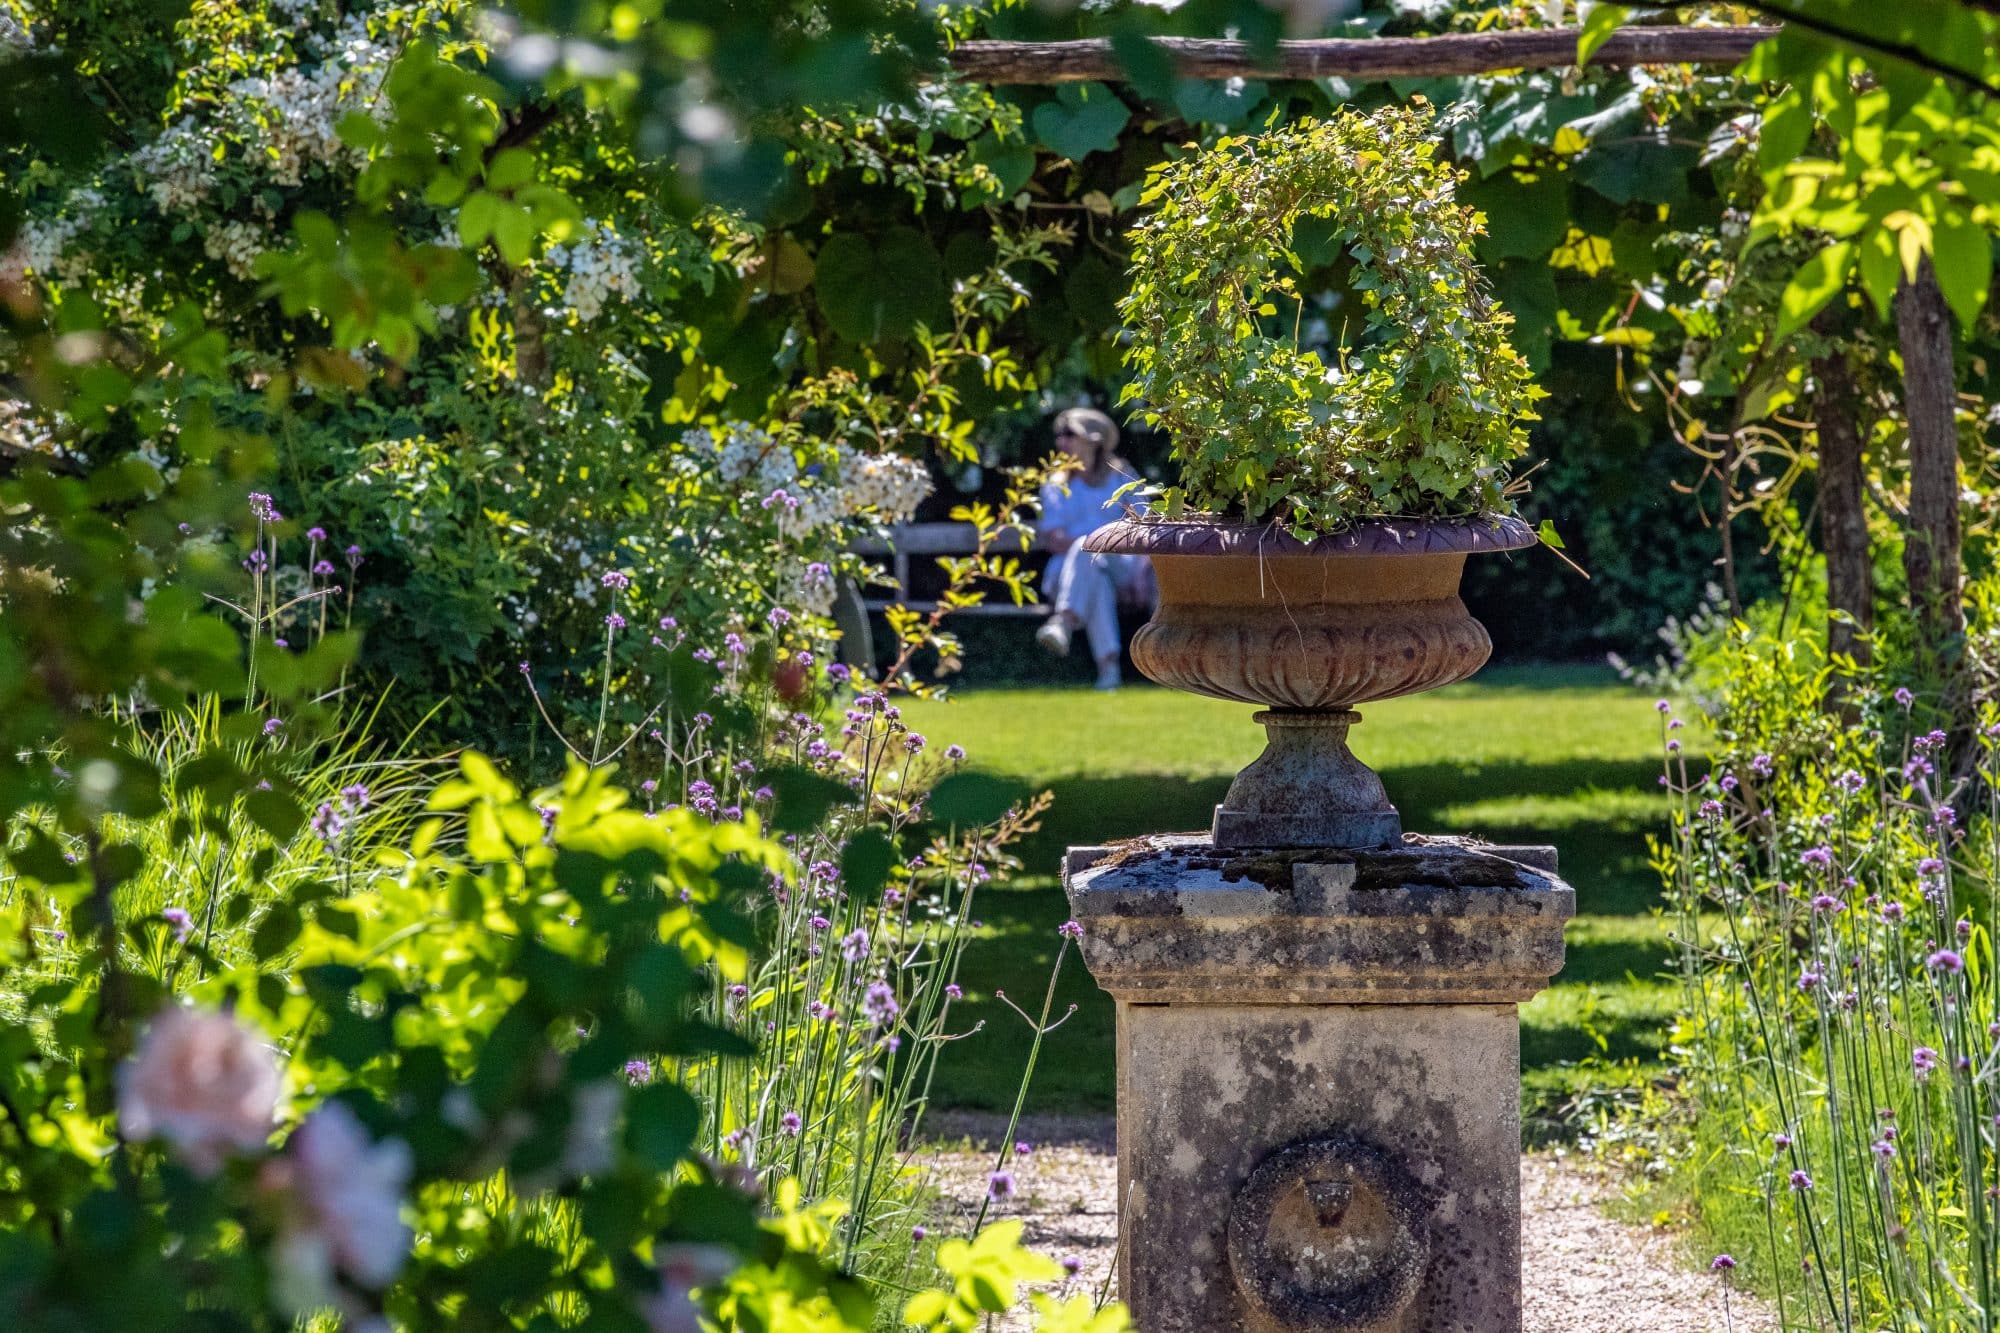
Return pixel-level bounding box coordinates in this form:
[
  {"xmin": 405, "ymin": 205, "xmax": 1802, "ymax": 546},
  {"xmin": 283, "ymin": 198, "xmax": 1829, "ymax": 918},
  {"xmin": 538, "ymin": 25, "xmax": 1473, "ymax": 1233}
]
[
  {"xmin": 1118, "ymin": 106, "xmax": 1543, "ymax": 534},
  {"xmin": 1740, "ymin": 8, "xmax": 2000, "ymax": 334},
  {"xmin": 1643, "ymin": 591, "xmax": 2000, "ymax": 1324}
]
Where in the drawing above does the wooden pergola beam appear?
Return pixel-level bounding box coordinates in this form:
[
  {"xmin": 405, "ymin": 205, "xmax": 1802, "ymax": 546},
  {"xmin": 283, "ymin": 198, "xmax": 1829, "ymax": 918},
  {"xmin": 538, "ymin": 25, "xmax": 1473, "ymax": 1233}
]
[{"xmin": 944, "ymin": 25, "xmax": 1777, "ymax": 84}]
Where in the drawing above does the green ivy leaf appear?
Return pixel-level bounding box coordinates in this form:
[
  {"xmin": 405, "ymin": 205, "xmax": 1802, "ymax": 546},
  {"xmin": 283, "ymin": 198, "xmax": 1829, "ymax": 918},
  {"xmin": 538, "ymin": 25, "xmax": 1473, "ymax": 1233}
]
[
  {"xmin": 1575, "ymin": 137, "xmax": 1695, "ymax": 207},
  {"xmin": 813, "ymin": 228, "xmax": 949, "ymax": 345},
  {"xmin": 1173, "ymin": 77, "xmax": 1267, "ymax": 127},
  {"xmin": 1030, "ymin": 83, "xmax": 1130, "ymax": 161},
  {"xmin": 964, "ymin": 133, "xmax": 1035, "ymax": 208}
]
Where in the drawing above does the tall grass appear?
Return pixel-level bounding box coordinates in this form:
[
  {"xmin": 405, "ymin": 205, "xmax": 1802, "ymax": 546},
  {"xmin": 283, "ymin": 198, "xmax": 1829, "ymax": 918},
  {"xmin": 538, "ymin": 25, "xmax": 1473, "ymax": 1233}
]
[{"xmin": 0, "ymin": 691, "xmax": 443, "ymax": 1005}]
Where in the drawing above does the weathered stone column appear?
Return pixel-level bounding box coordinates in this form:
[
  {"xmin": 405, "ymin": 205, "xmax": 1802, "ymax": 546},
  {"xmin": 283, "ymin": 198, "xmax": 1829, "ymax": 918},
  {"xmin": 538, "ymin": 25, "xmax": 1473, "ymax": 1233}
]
[{"xmin": 1065, "ymin": 835, "xmax": 1572, "ymax": 1332}]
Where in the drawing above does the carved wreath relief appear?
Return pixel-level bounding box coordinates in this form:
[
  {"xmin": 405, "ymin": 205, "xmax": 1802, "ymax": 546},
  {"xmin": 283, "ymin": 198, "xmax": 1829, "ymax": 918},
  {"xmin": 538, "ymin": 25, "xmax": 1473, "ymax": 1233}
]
[{"xmin": 1226, "ymin": 1135, "xmax": 1432, "ymax": 1332}]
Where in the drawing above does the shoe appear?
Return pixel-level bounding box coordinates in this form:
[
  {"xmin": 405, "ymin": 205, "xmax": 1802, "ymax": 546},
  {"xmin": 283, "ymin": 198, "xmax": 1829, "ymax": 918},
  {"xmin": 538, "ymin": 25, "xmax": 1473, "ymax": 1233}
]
[
  {"xmin": 1036, "ymin": 617, "xmax": 1072, "ymax": 657},
  {"xmin": 1094, "ymin": 661, "xmax": 1123, "ymax": 691}
]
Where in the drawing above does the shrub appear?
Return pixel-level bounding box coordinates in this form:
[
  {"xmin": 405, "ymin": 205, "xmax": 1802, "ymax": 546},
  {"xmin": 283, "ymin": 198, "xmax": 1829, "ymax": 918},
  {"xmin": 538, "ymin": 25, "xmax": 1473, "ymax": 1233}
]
[{"xmin": 1118, "ymin": 104, "xmax": 1542, "ymax": 535}]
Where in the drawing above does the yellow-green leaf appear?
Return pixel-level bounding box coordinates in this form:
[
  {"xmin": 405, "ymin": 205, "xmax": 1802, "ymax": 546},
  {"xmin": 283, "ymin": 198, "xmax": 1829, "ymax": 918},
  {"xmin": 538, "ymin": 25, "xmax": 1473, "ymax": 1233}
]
[{"xmin": 1577, "ymin": 5, "xmax": 1630, "ymax": 65}]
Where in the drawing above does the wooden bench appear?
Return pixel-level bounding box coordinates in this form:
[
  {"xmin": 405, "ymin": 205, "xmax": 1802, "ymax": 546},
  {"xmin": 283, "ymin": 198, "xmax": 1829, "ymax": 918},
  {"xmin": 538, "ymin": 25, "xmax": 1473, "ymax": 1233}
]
[{"xmin": 851, "ymin": 521, "xmax": 1053, "ymax": 617}]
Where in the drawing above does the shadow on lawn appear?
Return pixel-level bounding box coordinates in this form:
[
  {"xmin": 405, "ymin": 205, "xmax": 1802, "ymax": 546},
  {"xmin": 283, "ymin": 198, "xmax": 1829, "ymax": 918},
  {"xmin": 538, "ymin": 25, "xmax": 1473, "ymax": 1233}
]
[
  {"xmin": 998, "ymin": 758, "xmax": 1667, "ymax": 913},
  {"xmin": 927, "ymin": 755, "xmax": 1677, "ymax": 1115}
]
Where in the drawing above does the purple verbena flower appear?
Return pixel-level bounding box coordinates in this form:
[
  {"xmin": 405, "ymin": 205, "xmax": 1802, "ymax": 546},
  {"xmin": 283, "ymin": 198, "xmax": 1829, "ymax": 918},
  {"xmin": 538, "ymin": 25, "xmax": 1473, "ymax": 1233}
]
[
  {"xmin": 248, "ymin": 492, "xmax": 278, "ymax": 522},
  {"xmin": 1710, "ymin": 1254, "xmax": 1736, "ymax": 1273},
  {"xmin": 625, "ymin": 1060, "xmax": 653, "ymax": 1086},
  {"xmin": 862, "ymin": 982, "xmax": 900, "ymax": 1027},
  {"xmin": 310, "ymin": 802, "xmax": 345, "ymax": 846},
  {"xmin": 306, "ymin": 526, "xmax": 327, "ymax": 542},
  {"xmin": 162, "ymin": 907, "xmax": 193, "ymax": 943},
  {"xmin": 780, "ymin": 1111, "xmax": 802, "ymax": 1136},
  {"xmin": 987, "ymin": 1170, "xmax": 1015, "ymax": 1202},
  {"xmin": 1058, "ymin": 920, "xmax": 1084, "ymax": 941},
  {"xmin": 1789, "ymin": 1170, "xmax": 1813, "ymax": 1191},
  {"xmin": 601, "ymin": 570, "xmax": 631, "ymax": 590},
  {"xmin": 1929, "ymin": 949, "xmax": 1965, "ymax": 975}
]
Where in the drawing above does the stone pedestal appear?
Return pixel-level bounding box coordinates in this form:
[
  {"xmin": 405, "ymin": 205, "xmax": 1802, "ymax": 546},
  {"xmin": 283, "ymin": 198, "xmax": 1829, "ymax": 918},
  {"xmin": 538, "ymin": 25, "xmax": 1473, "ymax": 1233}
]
[{"xmin": 1064, "ymin": 835, "xmax": 1572, "ymax": 1333}]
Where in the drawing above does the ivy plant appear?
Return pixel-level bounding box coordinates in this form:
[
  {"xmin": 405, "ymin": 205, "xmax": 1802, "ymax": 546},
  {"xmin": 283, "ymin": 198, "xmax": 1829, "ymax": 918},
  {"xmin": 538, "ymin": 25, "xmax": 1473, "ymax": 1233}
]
[{"xmin": 1118, "ymin": 104, "xmax": 1544, "ymax": 536}]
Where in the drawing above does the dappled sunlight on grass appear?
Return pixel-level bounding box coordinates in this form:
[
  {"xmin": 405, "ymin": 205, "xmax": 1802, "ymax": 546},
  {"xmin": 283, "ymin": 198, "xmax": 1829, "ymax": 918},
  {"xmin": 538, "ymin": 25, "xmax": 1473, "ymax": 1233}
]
[{"xmin": 904, "ymin": 665, "xmax": 1691, "ymax": 1127}]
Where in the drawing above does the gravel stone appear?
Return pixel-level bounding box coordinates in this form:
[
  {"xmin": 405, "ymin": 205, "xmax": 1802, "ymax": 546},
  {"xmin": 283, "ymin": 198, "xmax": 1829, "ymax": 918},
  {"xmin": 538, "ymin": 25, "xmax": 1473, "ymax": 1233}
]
[{"xmin": 917, "ymin": 1114, "xmax": 1773, "ymax": 1333}]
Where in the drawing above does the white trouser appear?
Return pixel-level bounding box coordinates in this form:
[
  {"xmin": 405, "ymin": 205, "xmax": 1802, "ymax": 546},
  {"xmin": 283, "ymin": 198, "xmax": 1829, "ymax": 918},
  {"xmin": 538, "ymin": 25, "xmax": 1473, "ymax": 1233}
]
[{"xmin": 1047, "ymin": 551, "xmax": 1141, "ymax": 663}]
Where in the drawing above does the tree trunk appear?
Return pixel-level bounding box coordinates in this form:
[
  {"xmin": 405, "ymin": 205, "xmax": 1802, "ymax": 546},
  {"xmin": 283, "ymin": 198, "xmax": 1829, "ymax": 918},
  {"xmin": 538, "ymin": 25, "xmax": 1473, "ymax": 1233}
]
[
  {"xmin": 509, "ymin": 267, "xmax": 551, "ymax": 391},
  {"xmin": 1893, "ymin": 257, "xmax": 1965, "ymax": 699},
  {"xmin": 1811, "ymin": 338, "xmax": 1872, "ymax": 670}
]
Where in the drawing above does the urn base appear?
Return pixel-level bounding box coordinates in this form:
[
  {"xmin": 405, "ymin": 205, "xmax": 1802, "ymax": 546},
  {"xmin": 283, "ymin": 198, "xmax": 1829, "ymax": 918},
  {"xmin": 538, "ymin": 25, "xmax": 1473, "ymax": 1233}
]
[{"xmin": 1213, "ymin": 710, "xmax": 1402, "ymax": 849}]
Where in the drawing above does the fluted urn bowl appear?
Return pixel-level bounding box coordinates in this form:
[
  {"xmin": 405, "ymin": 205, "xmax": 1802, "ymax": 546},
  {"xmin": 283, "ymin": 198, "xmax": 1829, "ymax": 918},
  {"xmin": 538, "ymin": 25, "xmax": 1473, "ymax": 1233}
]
[{"xmin": 1081, "ymin": 515, "xmax": 1537, "ymax": 848}]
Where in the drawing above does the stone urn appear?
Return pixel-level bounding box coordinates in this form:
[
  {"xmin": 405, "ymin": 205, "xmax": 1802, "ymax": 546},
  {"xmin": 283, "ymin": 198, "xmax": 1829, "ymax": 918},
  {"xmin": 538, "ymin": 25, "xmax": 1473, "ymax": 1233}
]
[{"xmin": 1080, "ymin": 515, "xmax": 1537, "ymax": 848}]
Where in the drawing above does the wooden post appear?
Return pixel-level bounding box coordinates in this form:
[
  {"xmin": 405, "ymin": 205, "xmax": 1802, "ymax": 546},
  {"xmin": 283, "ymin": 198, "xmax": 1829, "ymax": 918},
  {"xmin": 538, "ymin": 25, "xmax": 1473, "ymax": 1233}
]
[{"xmin": 941, "ymin": 26, "xmax": 1776, "ymax": 84}]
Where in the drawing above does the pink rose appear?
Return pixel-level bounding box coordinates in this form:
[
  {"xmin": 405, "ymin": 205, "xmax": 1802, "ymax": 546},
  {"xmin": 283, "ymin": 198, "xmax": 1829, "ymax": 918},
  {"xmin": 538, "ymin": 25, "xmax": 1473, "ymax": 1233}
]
[
  {"xmin": 118, "ymin": 1006, "xmax": 281, "ymax": 1175},
  {"xmin": 268, "ymin": 1101, "xmax": 414, "ymax": 1298}
]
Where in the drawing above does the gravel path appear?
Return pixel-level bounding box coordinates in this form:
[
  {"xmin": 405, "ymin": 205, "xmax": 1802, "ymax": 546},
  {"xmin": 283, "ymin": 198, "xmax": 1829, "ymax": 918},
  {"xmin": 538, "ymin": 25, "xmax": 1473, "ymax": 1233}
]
[{"xmin": 917, "ymin": 1114, "xmax": 1772, "ymax": 1333}]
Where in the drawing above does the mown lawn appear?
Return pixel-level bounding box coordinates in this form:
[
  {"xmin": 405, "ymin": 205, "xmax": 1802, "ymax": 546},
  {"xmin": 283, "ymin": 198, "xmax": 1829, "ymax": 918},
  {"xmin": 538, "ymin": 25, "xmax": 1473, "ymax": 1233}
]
[{"xmin": 899, "ymin": 664, "xmax": 1691, "ymax": 1132}]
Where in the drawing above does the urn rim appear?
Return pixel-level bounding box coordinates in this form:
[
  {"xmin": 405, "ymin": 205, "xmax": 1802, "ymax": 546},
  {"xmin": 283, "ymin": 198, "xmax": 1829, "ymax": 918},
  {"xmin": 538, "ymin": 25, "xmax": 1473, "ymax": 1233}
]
[{"xmin": 1079, "ymin": 512, "xmax": 1537, "ymax": 559}]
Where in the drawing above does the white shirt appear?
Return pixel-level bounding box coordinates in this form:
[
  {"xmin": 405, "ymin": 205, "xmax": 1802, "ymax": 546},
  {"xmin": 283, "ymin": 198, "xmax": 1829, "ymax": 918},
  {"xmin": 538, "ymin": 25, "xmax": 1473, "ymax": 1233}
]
[{"xmin": 1040, "ymin": 467, "xmax": 1135, "ymax": 543}]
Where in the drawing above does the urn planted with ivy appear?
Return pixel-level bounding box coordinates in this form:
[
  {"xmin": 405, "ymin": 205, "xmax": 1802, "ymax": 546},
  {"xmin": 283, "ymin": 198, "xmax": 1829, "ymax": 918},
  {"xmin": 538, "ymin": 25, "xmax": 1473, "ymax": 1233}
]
[{"xmin": 1096, "ymin": 105, "xmax": 1547, "ymax": 849}]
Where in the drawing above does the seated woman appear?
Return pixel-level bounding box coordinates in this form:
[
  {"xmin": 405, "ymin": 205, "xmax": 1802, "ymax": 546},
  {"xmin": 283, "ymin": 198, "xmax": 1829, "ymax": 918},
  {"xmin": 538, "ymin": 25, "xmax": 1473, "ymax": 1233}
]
[{"xmin": 1033, "ymin": 407, "xmax": 1152, "ymax": 690}]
